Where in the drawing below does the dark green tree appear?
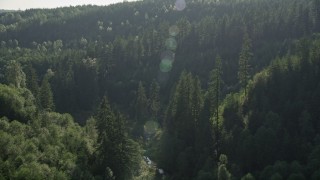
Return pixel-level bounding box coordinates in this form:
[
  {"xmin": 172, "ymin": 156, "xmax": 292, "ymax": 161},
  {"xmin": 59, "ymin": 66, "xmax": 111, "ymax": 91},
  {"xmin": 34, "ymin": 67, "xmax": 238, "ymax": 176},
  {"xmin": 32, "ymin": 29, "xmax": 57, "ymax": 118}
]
[
  {"xmin": 168, "ymin": 72, "xmax": 196, "ymax": 142},
  {"xmin": 135, "ymin": 81, "xmax": 148, "ymax": 122},
  {"xmin": 25, "ymin": 63, "xmax": 39, "ymax": 98},
  {"xmin": 192, "ymin": 77, "xmax": 203, "ymax": 124},
  {"xmin": 149, "ymin": 80, "xmax": 160, "ymax": 119},
  {"xmin": 95, "ymin": 96, "xmax": 141, "ymax": 179},
  {"xmin": 95, "ymin": 96, "xmax": 114, "ymax": 142},
  {"xmin": 208, "ymin": 55, "xmax": 223, "ymax": 159},
  {"xmin": 238, "ymin": 30, "xmax": 252, "ymax": 96},
  {"xmin": 313, "ymin": 0, "xmax": 320, "ymax": 32},
  {"xmin": 161, "ymin": 72, "xmax": 203, "ymax": 177},
  {"xmin": 39, "ymin": 74, "xmax": 54, "ymax": 111}
]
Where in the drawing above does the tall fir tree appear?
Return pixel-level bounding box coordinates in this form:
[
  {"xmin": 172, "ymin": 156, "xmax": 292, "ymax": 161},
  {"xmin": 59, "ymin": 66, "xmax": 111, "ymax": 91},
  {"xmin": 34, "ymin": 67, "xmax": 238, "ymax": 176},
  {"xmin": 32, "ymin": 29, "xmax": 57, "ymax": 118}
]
[
  {"xmin": 39, "ymin": 74, "xmax": 54, "ymax": 111},
  {"xmin": 149, "ymin": 80, "xmax": 160, "ymax": 119},
  {"xmin": 96, "ymin": 96, "xmax": 114, "ymax": 142},
  {"xmin": 238, "ymin": 30, "xmax": 252, "ymax": 96},
  {"xmin": 209, "ymin": 55, "xmax": 223, "ymax": 159},
  {"xmin": 135, "ymin": 81, "xmax": 148, "ymax": 122},
  {"xmin": 25, "ymin": 63, "xmax": 39, "ymax": 99},
  {"xmin": 209, "ymin": 55, "xmax": 223, "ymax": 116},
  {"xmin": 95, "ymin": 96, "xmax": 141, "ymax": 179},
  {"xmin": 169, "ymin": 71, "xmax": 194, "ymax": 141},
  {"xmin": 161, "ymin": 71, "xmax": 204, "ymax": 177},
  {"xmin": 192, "ymin": 76, "xmax": 203, "ymax": 126}
]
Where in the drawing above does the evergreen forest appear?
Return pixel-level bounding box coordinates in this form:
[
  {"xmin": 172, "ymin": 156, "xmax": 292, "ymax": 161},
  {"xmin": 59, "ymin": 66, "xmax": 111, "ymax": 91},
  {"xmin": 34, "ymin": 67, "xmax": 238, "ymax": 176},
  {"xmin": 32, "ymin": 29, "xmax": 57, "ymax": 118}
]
[{"xmin": 1, "ymin": 0, "xmax": 320, "ymax": 179}]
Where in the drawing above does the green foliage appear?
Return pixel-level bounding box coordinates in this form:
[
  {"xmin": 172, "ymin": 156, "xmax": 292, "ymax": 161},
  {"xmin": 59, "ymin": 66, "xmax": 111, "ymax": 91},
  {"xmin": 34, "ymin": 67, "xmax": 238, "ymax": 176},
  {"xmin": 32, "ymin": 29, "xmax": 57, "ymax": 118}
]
[
  {"xmin": 238, "ymin": 30, "xmax": 252, "ymax": 96},
  {"xmin": 219, "ymin": 154, "xmax": 228, "ymax": 165},
  {"xmin": 95, "ymin": 97, "xmax": 142, "ymax": 179},
  {"xmin": 196, "ymin": 170, "xmax": 214, "ymax": 180},
  {"xmin": 218, "ymin": 154, "xmax": 231, "ymax": 180},
  {"xmin": 0, "ymin": 111, "xmax": 96, "ymax": 179},
  {"xmin": 287, "ymin": 173, "xmax": 306, "ymax": 180},
  {"xmin": 4, "ymin": 60, "xmax": 26, "ymax": 89},
  {"xmin": 149, "ymin": 80, "xmax": 160, "ymax": 118},
  {"xmin": 39, "ymin": 74, "xmax": 54, "ymax": 111},
  {"xmin": 270, "ymin": 173, "xmax": 283, "ymax": 180},
  {"xmin": 218, "ymin": 164, "xmax": 231, "ymax": 180},
  {"xmin": 135, "ymin": 81, "xmax": 148, "ymax": 122},
  {"xmin": 14, "ymin": 162, "xmax": 68, "ymax": 180},
  {"xmin": 220, "ymin": 36, "xmax": 320, "ymax": 179},
  {"xmin": 25, "ymin": 63, "xmax": 40, "ymax": 100},
  {"xmin": 241, "ymin": 173, "xmax": 255, "ymax": 180},
  {"xmin": 208, "ymin": 55, "xmax": 223, "ymax": 158},
  {"xmin": 159, "ymin": 71, "xmax": 206, "ymax": 178},
  {"xmin": 209, "ymin": 55, "xmax": 223, "ymax": 115},
  {"xmin": 0, "ymin": 84, "xmax": 36, "ymax": 122},
  {"xmin": 0, "ymin": 0, "xmax": 320, "ymax": 179},
  {"xmin": 95, "ymin": 96, "xmax": 118, "ymax": 146}
]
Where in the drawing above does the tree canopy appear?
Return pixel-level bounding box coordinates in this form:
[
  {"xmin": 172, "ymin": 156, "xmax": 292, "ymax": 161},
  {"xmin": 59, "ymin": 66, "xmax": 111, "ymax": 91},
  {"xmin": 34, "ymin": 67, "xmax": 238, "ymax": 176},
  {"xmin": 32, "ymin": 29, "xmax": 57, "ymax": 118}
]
[{"xmin": 0, "ymin": 0, "xmax": 320, "ymax": 179}]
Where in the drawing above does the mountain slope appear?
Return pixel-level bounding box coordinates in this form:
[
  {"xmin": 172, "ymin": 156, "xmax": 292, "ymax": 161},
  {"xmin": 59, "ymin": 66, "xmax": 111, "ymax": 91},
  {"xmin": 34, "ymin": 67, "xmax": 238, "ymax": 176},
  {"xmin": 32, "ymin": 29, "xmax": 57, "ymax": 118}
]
[{"xmin": 219, "ymin": 36, "xmax": 320, "ymax": 178}]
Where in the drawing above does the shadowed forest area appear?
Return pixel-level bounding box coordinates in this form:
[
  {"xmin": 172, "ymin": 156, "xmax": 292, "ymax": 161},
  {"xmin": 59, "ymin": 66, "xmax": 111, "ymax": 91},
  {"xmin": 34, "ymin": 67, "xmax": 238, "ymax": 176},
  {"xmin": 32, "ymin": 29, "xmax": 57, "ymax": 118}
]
[{"xmin": 1, "ymin": 0, "xmax": 320, "ymax": 179}]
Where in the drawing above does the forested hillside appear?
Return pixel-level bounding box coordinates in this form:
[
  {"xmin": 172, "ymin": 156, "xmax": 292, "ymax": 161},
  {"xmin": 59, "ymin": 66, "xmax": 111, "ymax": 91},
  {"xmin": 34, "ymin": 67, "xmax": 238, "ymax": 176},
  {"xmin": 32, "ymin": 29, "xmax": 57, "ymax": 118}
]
[{"xmin": 1, "ymin": 0, "xmax": 320, "ymax": 179}]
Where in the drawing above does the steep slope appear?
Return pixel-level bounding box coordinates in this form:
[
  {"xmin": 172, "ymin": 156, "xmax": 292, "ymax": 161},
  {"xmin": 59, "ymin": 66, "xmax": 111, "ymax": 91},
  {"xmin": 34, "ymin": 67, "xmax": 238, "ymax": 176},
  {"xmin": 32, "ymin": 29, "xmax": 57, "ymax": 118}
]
[
  {"xmin": 0, "ymin": 0, "xmax": 320, "ymax": 179},
  {"xmin": 219, "ymin": 36, "xmax": 320, "ymax": 179}
]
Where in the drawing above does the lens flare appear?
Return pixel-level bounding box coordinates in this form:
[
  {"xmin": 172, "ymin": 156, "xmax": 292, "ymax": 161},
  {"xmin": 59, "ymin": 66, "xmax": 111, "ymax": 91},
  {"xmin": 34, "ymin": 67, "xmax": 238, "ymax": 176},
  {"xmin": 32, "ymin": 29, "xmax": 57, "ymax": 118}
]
[
  {"xmin": 161, "ymin": 50, "xmax": 175, "ymax": 62},
  {"xmin": 160, "ymin": 59, "xmax": 173, "ymax": 72},
  {"xmin": 165, "ymin": 38, "xmax": 177, "ymax": 51},
  {"xmin": 169, "ymin": 25, "xmax": 180, "ymax": 37},
  {"xmin": 175, "ymin": 0, "xmax": 186, "ymax": 11},
  {"xmin": 144, "ymin": 120, "xmax": 159, "ymax": 134}
]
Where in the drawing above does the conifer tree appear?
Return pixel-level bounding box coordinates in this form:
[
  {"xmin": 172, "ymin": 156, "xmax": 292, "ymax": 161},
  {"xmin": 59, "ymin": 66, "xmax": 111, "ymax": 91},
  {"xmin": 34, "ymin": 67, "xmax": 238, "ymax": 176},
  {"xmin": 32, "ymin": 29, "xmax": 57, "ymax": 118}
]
[
  {"xmin": 96, "ymin": 96, "xmax": 114, "ymax": 141},
  {"xmin": 161, "ymin": 72, "xmax": 203, "ymax": 176},
  {"xmin": 39, "ymin": 74, "xmax": 54, "ymax": 111},
  {"xmin": 192, "ymin": 76, "xmax": 203, "ymax": 125},
  {"xmin": 238, "ymin": 30, "xmax": 252, "ymax": 96},
  {"xmin": 25, "ymin": 63, "xmax": 39, "ymax": 98},
  {"xmin": 209, "ymin": 55, "xmax": 223, "ymax": 158},
  {"xmin": 169, "ymin": 71, "xmax": 194, "ymax": 140},
  {"xmin": 209, "ymin": 55, "xmax": 223, "ymax": 116},
  {"xmin": 96, "ymin": 96, "xmax": 141, "ymax": 179},
  {"xmin": 149, "ymin": 80, "xmax": 160, "ymax": 119},
  {"xmin": 135, "ymin": 81, "xmax": 148, "ymax": 122}
]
